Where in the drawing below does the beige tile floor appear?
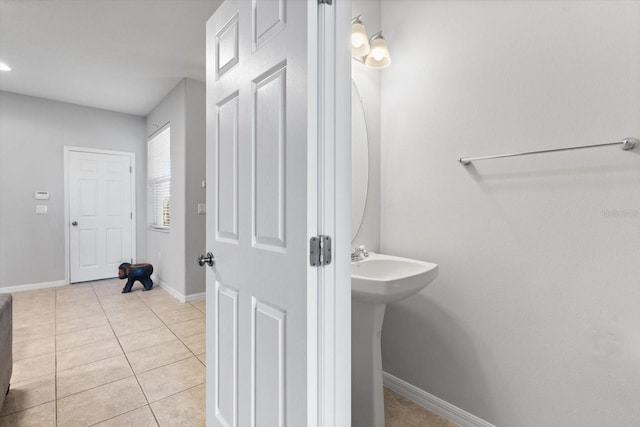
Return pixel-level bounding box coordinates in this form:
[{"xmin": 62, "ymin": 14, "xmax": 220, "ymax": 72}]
[
  {"xmin": 1, "ymin": 279, "xmax": 206, "ymax": 426},
  {"xmin": 2, "ymin": 279, "xmax": 455, "ymax": 426}
]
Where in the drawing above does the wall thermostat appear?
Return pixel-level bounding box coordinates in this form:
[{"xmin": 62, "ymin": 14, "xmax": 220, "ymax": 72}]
[{"xmin": 34, "ymin": 191, "xmax": 50, "ymax": 200}]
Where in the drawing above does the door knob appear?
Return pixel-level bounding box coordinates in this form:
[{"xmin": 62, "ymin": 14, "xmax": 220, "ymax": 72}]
[
  {"xmin": 71, "ymin": 221, "xmax": 78, "ymax": 226},
  {"xmin": 198, "ymin": 252, "xmax": 215, "ymax": 267}
]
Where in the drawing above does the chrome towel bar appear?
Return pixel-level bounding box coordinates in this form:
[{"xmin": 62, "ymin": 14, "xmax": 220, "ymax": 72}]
[{"xmin": 458, "ymin": 137, "xmax": 638, "ymax": 166}]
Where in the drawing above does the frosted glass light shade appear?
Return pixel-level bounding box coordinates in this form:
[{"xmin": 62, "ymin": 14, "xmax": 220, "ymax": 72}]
[
  {"xmin": 365, "ymin": 34, "xmax": 391, "ymax": 69},
  {"xmin": 351, "ymin": 21, "xmax": 370, "ymax": 58}
]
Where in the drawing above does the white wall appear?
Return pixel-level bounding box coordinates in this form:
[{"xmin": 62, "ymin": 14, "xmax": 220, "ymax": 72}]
[
  {"xmin": 146, "ymin": 78, "xmax": 206, "ymax": 299},
  {"xmin": 0, "ymin": 91, "xmax": 147, "ymax": 288},
  {"xmin": 379, "ymin": 1, "xmax": 640, "ymax": 426},
  {"xmin": 351, "ymin": 0, "xmax": 381, "ymax": 251}
]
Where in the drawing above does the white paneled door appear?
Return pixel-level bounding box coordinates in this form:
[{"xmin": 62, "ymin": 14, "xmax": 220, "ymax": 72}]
[
  {"xmin": 68, "ymin": 150, "xmax": 133, "ymax": 283},
  {"xmin": 204, "ymin": 0, "xmax": 348, "ymax": 426}
]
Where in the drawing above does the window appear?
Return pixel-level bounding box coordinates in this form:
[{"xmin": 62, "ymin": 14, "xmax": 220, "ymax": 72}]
[{"xmin": 148, "ymin": 126, "xmax": 171, "ymax": 229}]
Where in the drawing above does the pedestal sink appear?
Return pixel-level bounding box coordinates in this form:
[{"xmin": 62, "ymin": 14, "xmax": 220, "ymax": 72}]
[{"xmin": 351, "ymin": 253, "xmax": 439, "ymax": 427}]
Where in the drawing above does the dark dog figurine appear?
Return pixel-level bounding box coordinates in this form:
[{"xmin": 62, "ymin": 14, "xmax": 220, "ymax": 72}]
[{"xmin": 118, "ymin": 263, "xmax": 154, "ymax": 293}]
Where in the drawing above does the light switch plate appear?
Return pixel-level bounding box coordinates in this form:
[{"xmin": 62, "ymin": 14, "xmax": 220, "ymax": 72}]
[
  {"xmin": 36, "ymin": 205, "xmax": 48, "ymax": 214},
  {"xmin": 197, "ymin": 204, "xmax": 206, "ymax": 215}
]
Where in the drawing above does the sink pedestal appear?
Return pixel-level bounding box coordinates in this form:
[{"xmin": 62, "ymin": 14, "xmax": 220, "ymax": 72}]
[
  {"xmin": 352, "ymin": 300, "xmax": 386, "ymax": 427},
  {"xmin": 350, "ymin": 253, "xmax": 439, "ymax": 426}
]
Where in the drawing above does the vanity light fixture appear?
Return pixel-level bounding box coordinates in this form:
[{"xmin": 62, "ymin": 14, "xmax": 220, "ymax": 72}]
[
  {"xmin": 351, "ymin": 15, "xmax": 370, "ymax": 57},
  {"xmin": 364, "ymin": 31, "xmax": 391, "ymax": 69},
  {"xmin": 351, "ymin": 16, "xmax": 391, "ymax": 69},
  {"xmin": 0, "ymin": 62, "xmax": 11, "ymax": 72}
]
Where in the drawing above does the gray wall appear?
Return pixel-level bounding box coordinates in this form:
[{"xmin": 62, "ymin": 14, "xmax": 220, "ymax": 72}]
[
  {"xmin": 184, "ymin": 79, "xmax": 206, "ymax": 296},
  {"xmin": 379, "ymin": 1, "xmax": 640, "ymax": 426},
  {"xmin": 146, "ymin": 78, "xmax": 206, "ymax": 298},
  {"xmin": 147, "ymin": 80, "xmax": 187, "ymax": 296},
  {"xmin": 0, "ymin": 91, "xmax": 146, "ymax": 288}
]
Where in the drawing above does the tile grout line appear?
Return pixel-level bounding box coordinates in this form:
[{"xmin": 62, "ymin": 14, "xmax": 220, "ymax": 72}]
[
  {"xmin": 57, "ymin": 376, "xmax": 136, "ymax": 402},
  {"xmin": 136, "ymin": 293, "xmax": 206, "ymax": 366},
  {"xmin": 85, "ymin": 404, "xmax": 151, "ymax": 427},
  {"xmin": 146, "ymin": 381, "xmax": 206, "ymax": 406},
  {"xmin": 130, "ymin": 353, "xmax": 194, "ymax": 375},
  {"xmin": 55, "ymin": 324, "xmax": 115, "ymax": 352},
  {"xmin": 6, "ymin": 283, "xmax": 206, "ymax": 425},
  {"xmin": 134, "ymin": 289, "xmax": 206, "ymax": 423},
  {"xmin": 0, "ymin": 290, "xmax": 56, "ymax": 421},
  {"xmin": 115, "ymin": 328, "xmax": 178, "ymax": 353},
  {"xmin": 92, "ymin": 283, "xmax": 161, "ymax": 427},
  {"xmin": 0, "ymin": 375, "xmax": 56, "ymax": 419},
  {"xmin": 56, "ymin": 286, "xmax": 151, "ymax": 426},
  {"xmin": 56, "ymin": 337, "xmax": 123, "ymax": 372},
  {"xmin": 83, "ymin": 380, "xmax": 207, "ymax": 427}
]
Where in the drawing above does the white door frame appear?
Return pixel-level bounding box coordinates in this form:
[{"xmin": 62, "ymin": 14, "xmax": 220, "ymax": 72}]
[
  {"xmin": 316, "ymin": 0, "xmax": 352, "ymax": 424},
  {"xmin": 63, "ymin": 146, "xmax": 137, "ymax": 284}
]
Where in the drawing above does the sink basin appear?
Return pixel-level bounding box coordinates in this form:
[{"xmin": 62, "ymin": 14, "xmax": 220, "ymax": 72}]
[{"xmin": 351, "ymin": 253, "xmax": 439, "ymax": 304}]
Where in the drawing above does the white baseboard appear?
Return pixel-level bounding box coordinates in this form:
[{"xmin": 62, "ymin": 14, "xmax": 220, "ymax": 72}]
[
  {"xmin": 156, "ymin": 279, "xmax": 185, "ymax": 302},
  {"xmin": 383, "ymin": 372, "xmax": 496, "ymax": 427},
  {"xmin": 185, "ymin": 292, "xmax": 206, "ymax": 302},
  {"xmin": 0, "ymin": 280, "xmax": 68, "ymax": 294},
  {"xmin": 153, "ymin": 276, "xmax": 205, "ymax": 303}
]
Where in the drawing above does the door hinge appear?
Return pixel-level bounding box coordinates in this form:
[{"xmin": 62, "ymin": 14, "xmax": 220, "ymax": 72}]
[
  {"xmin": 310, "ymin": 235, "xmax": 332, "ymax": 267},
  {"xmin": 129, "ymin": 166, "xmax": 132, "ymax": 173},
  {"xmin": 130, "ymin": 212, "xmax": 133, "ymax": 219},
  {"xmin": 319, "ymin": 0, "xmax": 332, "ymax": 4}
]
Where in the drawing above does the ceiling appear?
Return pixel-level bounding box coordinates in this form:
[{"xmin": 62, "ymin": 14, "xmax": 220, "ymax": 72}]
[{"xmin": 0, "ymin": 0, "xmax": 222, "ymax": 116}]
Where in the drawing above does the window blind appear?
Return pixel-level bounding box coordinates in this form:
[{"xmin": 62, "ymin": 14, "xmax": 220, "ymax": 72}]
[{"xmin": 148, "ymin": 127, "xmax": 171, "ymax": 229}]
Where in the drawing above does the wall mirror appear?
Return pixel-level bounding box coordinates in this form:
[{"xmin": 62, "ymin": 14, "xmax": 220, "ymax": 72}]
[{"xmin": 351, "ymin": 80, "xmax": 369, "ymax": 241}]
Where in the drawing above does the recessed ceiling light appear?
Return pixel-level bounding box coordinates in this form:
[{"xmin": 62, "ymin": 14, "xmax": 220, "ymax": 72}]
[{"xmin": 0, "ymin": 62, "xmax": 11, "ymax": 72}]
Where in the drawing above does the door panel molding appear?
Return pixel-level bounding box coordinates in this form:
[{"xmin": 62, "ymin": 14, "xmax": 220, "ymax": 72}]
[
  {"xmin": 216, "ymin": 12, "xmax": 240, "ymax": 80},
  {"xmin": 215, "ymin": 281, "xmax": 239, "ymax": 427},
  {"xmin": 251, "ymin": 297, "xmax": 286, "ymax": 427},
  {"xmin": 216, "ymin": 91, "xmax": 240, "ymax": 244},
  {"xmin": 252, "ymin": 0, "xmax": 286, "ymax": 52},
  {"xmin": 251, "ymin": 61, "xmax": 287, "ymax": 251}
]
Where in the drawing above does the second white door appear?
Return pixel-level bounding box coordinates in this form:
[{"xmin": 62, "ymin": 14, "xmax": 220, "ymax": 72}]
[
  {"xmin": 205, "ymin": 0, "xmax": 322, "ymax": 425},
  {"xmin": 68, "ymin": 150, "xmax": 133, "ymax": 283}
]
